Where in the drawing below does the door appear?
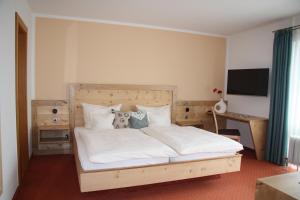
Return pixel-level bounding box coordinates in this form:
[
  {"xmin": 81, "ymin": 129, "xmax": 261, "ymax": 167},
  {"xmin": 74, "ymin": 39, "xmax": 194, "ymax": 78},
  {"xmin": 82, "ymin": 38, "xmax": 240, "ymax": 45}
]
[{"xmin": 15, "ymin": 13, "xmax": 29, "ymax": 183}]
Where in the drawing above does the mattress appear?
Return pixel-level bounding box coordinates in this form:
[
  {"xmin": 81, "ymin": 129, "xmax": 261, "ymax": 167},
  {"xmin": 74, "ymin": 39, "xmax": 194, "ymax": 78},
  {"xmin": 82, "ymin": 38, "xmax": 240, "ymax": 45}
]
[
  {"xmin": 142, "ymin": 125, "xmax": 243, "ymax": 155},
  {"xmin": 75, "ymin": 130, "xmax": 170, "ymax": 171}
]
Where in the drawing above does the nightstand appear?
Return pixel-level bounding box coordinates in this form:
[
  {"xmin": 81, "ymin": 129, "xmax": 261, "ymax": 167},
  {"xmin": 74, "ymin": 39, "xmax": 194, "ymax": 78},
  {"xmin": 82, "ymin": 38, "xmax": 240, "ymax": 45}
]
[
  {"xmin": 175, "ymin": 120, "xmax": 204, "ymax": 129},
  {"xmin": 32, "ymin": 100, "xmax": 71, "ymax": 155}
]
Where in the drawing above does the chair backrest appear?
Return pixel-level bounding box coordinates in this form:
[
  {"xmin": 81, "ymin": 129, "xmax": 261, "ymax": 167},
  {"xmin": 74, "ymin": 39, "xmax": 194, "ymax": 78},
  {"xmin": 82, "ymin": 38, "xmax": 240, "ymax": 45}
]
[{"xmin": 211, "ymin": 107, "xmax": 219, "ymax": 134}]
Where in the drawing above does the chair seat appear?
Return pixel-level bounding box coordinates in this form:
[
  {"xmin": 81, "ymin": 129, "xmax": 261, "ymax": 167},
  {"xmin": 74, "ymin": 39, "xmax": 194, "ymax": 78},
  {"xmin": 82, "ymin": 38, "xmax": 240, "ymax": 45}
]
[{"xmin": 218, "ymin": 129, "xmax": 240, "ymax": 136}]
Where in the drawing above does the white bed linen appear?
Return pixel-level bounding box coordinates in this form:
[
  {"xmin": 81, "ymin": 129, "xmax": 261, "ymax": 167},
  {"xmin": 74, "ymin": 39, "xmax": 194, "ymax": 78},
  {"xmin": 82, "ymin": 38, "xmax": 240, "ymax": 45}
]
[
  {"xmin": 141, "ymin": 125, "xmax": 243, "ymax": 155},
  {"xmin": 75, "ymin": 127, "xmax": 177, "ymax": 163},
  {"xmin": 75, "ymin": 131, "xmax": 169, "ymax": 171},
  {"xmin": 137, "ymin": 105, "xmax": 171, "ymax": 127},
  {"xmin": 81, "ymin": 103, "xmax": 121, "ymax": 129},
  {"xmin": 170, "ymin": 152, "xmax": 236, "ymax": 162}
]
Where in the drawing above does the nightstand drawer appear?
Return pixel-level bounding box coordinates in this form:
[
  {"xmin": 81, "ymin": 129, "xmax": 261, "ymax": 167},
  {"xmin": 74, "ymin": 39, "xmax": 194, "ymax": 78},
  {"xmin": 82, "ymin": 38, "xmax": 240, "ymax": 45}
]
[
  {"xmin": 39, "ymin": 129, "xmax": 70, "ymax": 144},
  {"xmin": 37, "ymin": 125, "xmax": 71, "ymax": 154}
]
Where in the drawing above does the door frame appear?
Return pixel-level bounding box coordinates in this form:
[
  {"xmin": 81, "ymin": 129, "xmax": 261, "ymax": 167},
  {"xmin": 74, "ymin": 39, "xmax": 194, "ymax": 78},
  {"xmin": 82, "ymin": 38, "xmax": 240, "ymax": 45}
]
[{"xmin": 15, "ymin": 12, "xmax": 29, "ymax": 184}]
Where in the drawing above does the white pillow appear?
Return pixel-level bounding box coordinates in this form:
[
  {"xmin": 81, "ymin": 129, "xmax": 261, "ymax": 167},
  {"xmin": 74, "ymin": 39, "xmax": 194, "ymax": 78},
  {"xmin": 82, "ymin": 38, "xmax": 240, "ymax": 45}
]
[
  {"xmin": 136, "ymin": 105, "xmax": 171, "ymax": 127},
  {"xmin": 81, "ymin": 103, "xmax": 121, "ymax": 129},
  {"xmin": 91, "ymin": 112, "xmax": 115, "ymax": 130}
]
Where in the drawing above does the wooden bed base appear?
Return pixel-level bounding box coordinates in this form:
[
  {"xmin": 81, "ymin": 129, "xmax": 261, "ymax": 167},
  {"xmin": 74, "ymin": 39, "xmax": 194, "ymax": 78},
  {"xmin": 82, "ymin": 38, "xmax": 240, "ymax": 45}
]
[{"xmin": 74, "ymin": 136, "xmax": 242, "ymax": 192}]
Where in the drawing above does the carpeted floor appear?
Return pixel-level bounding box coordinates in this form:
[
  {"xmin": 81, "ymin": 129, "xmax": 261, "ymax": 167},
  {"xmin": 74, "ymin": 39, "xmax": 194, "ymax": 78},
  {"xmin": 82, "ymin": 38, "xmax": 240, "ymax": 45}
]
[{"xmin": 15, "ymin": 150, "xmax": 291, "ymax": 200}]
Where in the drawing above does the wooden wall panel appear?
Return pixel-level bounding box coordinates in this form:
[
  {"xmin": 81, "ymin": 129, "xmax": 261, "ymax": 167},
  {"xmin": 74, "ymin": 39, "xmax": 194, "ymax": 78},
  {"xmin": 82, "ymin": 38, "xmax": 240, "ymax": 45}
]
[
  {"xmin": 176, "ymin": 101, "xmax": 226, "ymax": 132},
  {"xmin": 69, "ymin": 84, "xmax": 177, "ymax": 131}
]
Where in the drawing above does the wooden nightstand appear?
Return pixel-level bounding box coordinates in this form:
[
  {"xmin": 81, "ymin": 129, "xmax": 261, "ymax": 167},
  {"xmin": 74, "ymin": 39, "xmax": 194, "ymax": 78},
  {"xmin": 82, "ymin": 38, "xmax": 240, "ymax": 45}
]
[
  {"xmin": 175, "ymin": 120, "xmax": 204, "ymax": 129},
  {"xmin": 32, "ymin": 100, "xmax": 71, "ymax": 155}
]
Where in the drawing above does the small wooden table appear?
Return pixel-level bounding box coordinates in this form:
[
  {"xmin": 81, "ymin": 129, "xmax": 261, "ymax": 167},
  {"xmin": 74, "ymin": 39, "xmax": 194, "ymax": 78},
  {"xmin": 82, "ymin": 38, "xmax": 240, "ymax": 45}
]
[
  {"xmin": 212, "ymin": 112, "xmax": 268, "ymax": 160},
  {"xmin": 256, "ymin": 172, "xmax": 300, "ymax": 200}
]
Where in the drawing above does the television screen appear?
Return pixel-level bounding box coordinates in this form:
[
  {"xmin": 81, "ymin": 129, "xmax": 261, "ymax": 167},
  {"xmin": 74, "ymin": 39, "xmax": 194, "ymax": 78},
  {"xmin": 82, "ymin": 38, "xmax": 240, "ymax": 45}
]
[{"xmin": 227, "ymin": 68, "xmax": 269, "ymax": 96}]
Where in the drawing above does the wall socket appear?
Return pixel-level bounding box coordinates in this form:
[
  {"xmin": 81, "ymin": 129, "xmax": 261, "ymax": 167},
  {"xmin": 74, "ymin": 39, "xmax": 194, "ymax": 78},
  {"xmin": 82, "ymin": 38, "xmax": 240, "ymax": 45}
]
[{"xmin": 185, "ymin": 107, "xmax": 190, "ymax": 112}]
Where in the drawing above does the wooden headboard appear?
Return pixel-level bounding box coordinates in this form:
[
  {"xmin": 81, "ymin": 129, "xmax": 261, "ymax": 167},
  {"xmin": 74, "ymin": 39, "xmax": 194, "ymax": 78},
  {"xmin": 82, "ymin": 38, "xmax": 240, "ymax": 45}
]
[{"xmin": 68, "ymin": 84, "xmax": 177, "ymax": 131}]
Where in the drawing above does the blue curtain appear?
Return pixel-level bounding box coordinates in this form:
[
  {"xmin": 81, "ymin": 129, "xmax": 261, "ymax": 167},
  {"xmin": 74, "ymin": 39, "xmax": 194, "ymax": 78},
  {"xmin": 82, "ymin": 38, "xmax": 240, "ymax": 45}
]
[{"xmin": 266, "ymin": 29, "xmax": 293, "ymax": 165}]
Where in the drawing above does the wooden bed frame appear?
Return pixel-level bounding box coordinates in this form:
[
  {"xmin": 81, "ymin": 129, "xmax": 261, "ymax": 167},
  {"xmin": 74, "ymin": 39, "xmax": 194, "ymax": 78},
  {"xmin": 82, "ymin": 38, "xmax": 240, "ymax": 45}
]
[{"xmin": 68, "ymin": 83, "xmax": 242, "ymax": 192}]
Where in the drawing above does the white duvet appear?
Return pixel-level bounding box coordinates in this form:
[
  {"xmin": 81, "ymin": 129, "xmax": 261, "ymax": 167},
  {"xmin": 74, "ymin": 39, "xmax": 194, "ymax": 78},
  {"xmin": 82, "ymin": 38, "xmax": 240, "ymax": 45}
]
[
  {"xmin": 75, "ymin": 127, "xmax": 177, "ymax": 163},
  {"xmin": 141, "ymin": 125, "xmax": 243, "ymax": 155}
]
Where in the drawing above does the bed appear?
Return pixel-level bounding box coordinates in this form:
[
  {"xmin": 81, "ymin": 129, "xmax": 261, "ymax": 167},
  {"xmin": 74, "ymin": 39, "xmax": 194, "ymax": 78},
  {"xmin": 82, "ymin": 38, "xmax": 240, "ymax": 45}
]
[{"xmin": 69, "ymin": 83, "xmax": 242, "ymax": 192}]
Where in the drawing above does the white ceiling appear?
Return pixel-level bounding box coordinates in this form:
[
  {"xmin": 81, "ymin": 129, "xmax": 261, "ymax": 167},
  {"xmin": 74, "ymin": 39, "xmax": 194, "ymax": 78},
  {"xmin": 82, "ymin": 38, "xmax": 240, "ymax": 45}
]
[{"xmin": 28, "ymin": 0, "xmax": 300, "ymax": 36}]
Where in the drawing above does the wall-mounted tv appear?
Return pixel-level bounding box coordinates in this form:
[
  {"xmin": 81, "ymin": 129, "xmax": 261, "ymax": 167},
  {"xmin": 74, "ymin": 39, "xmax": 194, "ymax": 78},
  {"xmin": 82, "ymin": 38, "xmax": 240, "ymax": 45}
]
[{"xmin": 227, "ymin": 68, "xmax": 269, "ymax": 96}]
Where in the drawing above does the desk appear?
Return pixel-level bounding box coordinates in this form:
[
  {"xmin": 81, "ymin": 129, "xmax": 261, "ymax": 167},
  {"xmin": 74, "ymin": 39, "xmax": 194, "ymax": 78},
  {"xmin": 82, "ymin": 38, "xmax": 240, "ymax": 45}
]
[
  {"xmin": 213, "ymin": 112, "xmax": 268, "ymax": 160},
  {"xmin": 256, "ymin": 172, "xmax": 300, "ymax": 200}
]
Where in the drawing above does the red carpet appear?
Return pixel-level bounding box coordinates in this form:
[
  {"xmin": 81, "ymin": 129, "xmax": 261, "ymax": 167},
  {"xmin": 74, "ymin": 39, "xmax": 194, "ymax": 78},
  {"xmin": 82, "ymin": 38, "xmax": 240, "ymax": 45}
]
[{"xmin": 15, "ymin": 150, "xmax": 291, "ymax": 200}]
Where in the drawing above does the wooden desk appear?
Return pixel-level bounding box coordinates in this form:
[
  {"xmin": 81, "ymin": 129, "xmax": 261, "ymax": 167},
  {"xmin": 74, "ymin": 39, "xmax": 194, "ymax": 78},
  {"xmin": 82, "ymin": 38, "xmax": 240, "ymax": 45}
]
[
  {"xmin": 213, "ymin": 112, "xmax": 268, "ymax": 160},
  {"xmin": 256, "ymin": 172, "xmax": 300, "ymax": 200}
]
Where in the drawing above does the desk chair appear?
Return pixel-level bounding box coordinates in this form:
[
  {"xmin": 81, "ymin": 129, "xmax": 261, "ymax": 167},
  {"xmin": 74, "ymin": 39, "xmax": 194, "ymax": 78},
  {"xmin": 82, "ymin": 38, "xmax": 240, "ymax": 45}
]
[{"xmin": 211, "ymin": 107, "xmax": 241, "ymax": 142}]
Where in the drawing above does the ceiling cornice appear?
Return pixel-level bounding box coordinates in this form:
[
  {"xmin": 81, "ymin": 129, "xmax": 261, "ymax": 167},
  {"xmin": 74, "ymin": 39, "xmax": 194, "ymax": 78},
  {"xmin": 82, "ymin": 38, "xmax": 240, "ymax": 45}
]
[{"xmin": 33, "ymin": 13, "xmax": 227, "ymax": 38}]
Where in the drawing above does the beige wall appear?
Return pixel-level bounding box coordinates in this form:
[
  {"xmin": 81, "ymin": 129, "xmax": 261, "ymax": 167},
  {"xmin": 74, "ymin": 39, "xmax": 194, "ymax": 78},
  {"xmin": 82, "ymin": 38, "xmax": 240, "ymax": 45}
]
[{"xmin": 35, "ymin": 17, "xmax": 226, "ymax": 100}]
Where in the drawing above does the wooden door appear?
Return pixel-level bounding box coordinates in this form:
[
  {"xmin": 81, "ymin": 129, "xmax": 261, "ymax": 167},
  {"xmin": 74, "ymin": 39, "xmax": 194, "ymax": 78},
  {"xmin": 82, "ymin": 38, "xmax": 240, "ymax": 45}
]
[{"xmin": 15, "ymin": 13, "xmax": 29, "ymax": 183}]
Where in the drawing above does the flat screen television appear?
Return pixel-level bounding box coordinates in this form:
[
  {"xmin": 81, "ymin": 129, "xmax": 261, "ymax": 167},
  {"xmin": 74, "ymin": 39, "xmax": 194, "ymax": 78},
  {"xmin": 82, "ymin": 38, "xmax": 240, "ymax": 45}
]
[{"xmin": 227, "ymin": 68, "xmax": 269, "ymax": 96}]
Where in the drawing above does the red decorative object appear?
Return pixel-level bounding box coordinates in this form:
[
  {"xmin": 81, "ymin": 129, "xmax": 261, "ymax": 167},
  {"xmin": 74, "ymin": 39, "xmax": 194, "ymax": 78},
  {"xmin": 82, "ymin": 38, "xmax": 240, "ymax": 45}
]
[{"xmin": 212, "ymin": 88, "xmax": 223, "ymax": 98}]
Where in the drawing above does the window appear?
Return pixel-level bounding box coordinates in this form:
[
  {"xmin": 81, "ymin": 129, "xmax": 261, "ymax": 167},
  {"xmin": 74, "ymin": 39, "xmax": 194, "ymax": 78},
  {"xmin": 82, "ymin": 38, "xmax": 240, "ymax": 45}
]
[{"xmin": 288, "ymin": 29, "xmax": 300, "ymax": 138}]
